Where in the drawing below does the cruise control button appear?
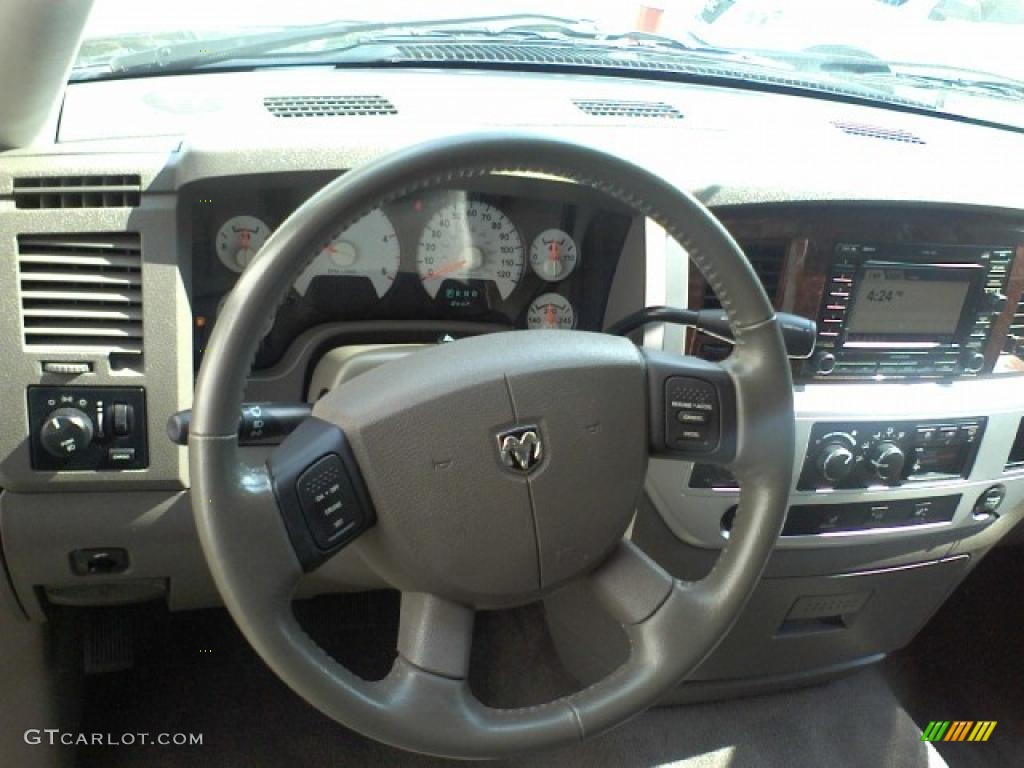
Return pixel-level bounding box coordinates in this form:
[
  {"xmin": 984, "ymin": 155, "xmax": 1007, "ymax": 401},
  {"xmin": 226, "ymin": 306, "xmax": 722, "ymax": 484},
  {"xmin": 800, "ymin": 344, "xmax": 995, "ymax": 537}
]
[
  {"xmin": 296, "ymin": 454, "xmax": 368, "ymax": 550},
  {"xmin": 676, "ymin": 411, "xmax": 709, "ymax": 425}
]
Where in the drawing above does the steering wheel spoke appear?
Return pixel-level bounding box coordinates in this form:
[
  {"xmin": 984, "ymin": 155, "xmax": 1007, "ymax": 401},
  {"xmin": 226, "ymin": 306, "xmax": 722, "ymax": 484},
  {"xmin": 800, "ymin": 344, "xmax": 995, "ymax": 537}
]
[{"xmin": 397, "ymin": 592, "xmax": 475, "ymax": 680}]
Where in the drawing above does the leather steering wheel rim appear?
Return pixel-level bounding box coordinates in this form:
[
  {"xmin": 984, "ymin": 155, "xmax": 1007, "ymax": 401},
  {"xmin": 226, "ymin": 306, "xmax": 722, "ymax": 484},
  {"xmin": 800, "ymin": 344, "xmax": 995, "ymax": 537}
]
[{"xmin": 189, "ymin": 132, "xmax": 795, "ymax": 758}]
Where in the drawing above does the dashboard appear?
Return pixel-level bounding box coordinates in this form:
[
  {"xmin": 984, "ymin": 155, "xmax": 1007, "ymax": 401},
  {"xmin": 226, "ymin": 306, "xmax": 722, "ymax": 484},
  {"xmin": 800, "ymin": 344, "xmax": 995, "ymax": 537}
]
[
  {"xmin": 2, "ymin": 68, "xmax": 1024, "ymax": 703},
  {"xmin": 185, "ymin": 175, "xmax": 634, "ymax": 371}
]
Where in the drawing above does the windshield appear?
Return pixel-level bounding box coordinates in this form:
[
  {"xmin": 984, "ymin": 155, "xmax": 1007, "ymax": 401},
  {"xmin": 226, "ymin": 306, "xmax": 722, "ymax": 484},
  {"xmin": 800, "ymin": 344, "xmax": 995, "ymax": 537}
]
[{"xmin": 75, "ymin": 0, "xmax": 1024, "ymax": 127}]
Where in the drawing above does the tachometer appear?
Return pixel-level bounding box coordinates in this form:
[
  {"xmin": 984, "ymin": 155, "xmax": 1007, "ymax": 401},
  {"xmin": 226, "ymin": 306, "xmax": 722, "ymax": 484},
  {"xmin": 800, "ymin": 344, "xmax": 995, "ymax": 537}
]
[
  {"xmin": 293, "ymin": 209, "xmax": 400, "ymax": 298},
  {"xmin": 216, "ymin": 215, "xmax": 270, "ymax": 272},
  {"xmin": 416, "ymin": 200, "xmax": 524, "ymax": 300},
  {"xmin": 527, "ymin": 293, "xmax": 576, "ymax": 330}
]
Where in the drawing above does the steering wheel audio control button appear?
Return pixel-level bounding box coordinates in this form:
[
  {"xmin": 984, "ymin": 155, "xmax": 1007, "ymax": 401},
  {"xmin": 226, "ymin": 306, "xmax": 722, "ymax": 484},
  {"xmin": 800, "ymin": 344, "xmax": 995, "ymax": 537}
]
[
  {"xmin": 665, "ymin": 376, "xmax": 720, "ymax": 452},
  {"xmin": 297, "ymin": 455, "xmax": 367, "ymax": 550}
]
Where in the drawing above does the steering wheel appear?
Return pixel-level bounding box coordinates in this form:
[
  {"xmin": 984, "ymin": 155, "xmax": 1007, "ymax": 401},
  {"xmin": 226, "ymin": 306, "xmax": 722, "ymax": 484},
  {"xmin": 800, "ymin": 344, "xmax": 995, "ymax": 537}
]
[{"xmin": 189, "ymin": 133, "xmax": 794, "ymax": 758}]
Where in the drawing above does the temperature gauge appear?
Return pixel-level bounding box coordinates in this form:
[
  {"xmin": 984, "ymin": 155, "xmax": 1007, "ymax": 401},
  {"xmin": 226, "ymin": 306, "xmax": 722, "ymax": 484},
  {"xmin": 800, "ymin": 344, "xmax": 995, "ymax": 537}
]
[
  {"xmin": 527, "ymin": 293, "xmax": 576, "ymax": 330},
  {"xmin": 529, "ymin": 229, "xmax": 578, "ymax": 281},
  {"xmin": 216, "ymin": 215, "xmax": 270, "ymax": 272}
]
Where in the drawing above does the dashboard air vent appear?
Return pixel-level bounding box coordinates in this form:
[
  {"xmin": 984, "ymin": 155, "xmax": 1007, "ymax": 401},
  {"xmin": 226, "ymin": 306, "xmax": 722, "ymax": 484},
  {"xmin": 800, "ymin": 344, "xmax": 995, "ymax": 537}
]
[
  {"xmin": 1007, "ymin": 418, "xmax": 1024, "ymax": 471},
  {"xmin": 830, "ymin": 121, "xmax": 925, "ymax": 145},
  {"xmin": 572, "ymin": 99, "xmax": 683, "ymax": 120},
  {"xmin": 264, "ymin": 95, "xmax": 397, "ymax": 118},
  {"xmin": 13, "ymin": 175, "xmax": 141, "ymax": 209},
  {"xmin": 703, "ymin": 242, "xmax": 785, "ymax": 309},
  {"xmin": 17, "ymin": 233, "xmax": 143, "ymax": 355}
]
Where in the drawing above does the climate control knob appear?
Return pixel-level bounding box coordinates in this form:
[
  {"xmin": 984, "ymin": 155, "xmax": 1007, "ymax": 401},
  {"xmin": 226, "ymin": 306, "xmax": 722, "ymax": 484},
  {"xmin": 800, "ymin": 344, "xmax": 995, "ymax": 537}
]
[
  {"xmin": 39, "ymin": 407, "xmax": 94, "ymax": 459},
  {"xmin": 869, "ymin": 441, "xmax": 906, "ymax": 484},
  {"xmin": 818, "ymin": 442, "xmax": 856, "ymax": 484}
]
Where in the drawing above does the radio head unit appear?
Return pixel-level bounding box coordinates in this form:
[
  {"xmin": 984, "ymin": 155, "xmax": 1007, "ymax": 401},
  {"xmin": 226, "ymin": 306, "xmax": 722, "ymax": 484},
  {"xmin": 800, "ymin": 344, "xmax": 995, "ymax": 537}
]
[{"xmin": 808, "ymin": 243, "xmax": 1012, "ymax": 379}]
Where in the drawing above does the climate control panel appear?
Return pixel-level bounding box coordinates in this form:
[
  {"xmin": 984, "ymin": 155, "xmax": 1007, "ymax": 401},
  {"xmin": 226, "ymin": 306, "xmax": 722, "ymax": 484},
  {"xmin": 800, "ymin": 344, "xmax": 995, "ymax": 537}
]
[
  {"xmin": 798, "ymin": 418, "xmax": 985, "ymax": 490},
  {"xmin": 28, "ymin": 387, "xmax": 148, "ymax": 471}
]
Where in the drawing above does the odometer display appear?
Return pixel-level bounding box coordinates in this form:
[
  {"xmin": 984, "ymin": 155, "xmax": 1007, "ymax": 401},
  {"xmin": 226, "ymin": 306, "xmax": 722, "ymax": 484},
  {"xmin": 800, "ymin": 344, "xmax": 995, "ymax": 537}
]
[{"xmin": 416, "ymin": 200, "xmax": 524, "ymax": 300}]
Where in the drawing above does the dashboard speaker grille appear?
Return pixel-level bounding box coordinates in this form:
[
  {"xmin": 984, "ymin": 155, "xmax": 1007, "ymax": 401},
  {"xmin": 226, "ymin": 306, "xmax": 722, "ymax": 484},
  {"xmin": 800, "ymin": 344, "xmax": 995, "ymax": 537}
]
[
  {"xmin": 830, "ymin": 120, "xmax": 925, "ymax": 144},
  {"xmin": 703, "ymin": 242, "xmax": 785, "ymax": 309},
  {"xmin": 264, "ymin": 95, "xmax": 397, "ymax": 118},
  {"xmin": 572, "ymin": 99, "xmax": 683, "ymax": 120},
  {"xmin": 13, "ymin": 175, "xmax": 141, "ymax": 209},
  {"xmin": 17, "ymin": 233, "xmax": 143, "ymax": 355}
]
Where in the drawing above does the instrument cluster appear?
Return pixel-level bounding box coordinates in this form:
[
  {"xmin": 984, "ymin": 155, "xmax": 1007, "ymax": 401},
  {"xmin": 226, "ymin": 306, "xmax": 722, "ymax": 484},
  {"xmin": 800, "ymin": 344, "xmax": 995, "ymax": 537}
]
[{"xmin": 189, "ymin": 179, "xmax": 632, "ymax": 370}]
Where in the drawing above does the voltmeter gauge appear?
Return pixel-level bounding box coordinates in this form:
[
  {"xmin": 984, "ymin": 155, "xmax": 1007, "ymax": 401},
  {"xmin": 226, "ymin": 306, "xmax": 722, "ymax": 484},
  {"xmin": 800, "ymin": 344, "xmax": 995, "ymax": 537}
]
[
  {"xmin": 216, "ymin": 216, "xmax": 271, "ymax": 272},
  {"xmin": 529, "ymin": 229, "xmax": 578, "ymax": 281},
  {"xmin": 527, "ymin": 293, "xmax": 576, "ymax": 330}
]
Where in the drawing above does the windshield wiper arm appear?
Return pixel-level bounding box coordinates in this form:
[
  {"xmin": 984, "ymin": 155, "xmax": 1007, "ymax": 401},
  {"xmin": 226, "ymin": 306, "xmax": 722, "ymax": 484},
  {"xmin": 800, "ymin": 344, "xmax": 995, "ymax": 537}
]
[{"xmin": 103, "ymin": 15, "xmax": 591, "ymax": 76}]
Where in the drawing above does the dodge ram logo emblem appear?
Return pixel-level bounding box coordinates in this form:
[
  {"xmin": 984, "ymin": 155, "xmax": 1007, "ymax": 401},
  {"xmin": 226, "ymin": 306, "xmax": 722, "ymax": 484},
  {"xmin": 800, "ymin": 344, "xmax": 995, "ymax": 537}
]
[{"xmin": 497, "ymin": 426, "xmax": 543, "ymax": 473}]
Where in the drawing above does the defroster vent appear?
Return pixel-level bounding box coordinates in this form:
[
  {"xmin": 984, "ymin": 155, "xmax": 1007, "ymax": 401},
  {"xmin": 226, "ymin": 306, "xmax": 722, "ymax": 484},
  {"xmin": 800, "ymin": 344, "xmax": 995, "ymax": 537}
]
[{"xmin": 17, "ymin": 233, "xmax": 143, "ymax": 356}]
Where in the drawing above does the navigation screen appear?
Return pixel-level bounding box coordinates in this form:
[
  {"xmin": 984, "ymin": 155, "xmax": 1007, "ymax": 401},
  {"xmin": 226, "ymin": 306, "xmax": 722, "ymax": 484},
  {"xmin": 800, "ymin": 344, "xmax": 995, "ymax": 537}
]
[{"xmin": 846, "ymin": 266, "xmax": 971, "ymax": 336}]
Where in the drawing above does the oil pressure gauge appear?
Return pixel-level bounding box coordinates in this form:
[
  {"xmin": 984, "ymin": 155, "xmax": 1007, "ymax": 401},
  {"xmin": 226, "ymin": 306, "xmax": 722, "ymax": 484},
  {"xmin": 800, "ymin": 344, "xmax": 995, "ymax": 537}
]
[
  {"xmin": 527, "ymin": 293, "xmax": 576, "ymax": 330},
  {"xmin": 216, "ymin": 215, "xmax": 270, "ymax": 272},
  {"xmin": 529, "ymin": 229, "xmax": 578, "ymax": 281}
]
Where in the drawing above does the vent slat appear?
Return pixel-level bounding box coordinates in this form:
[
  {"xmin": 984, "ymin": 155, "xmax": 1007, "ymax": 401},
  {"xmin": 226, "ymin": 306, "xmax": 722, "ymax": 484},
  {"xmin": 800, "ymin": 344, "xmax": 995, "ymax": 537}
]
[
  {"xmin": 22, "ymin": 306, "xmax": 143, "ymax": 321},
  {"xmin": 23, "ymin": 340, "xmax": 144, "ymax": 354},
  {"xmin": 13, "ymin": 176, "xmax": 141, "ymax": 209},
  {"xmin": 24, "ymin": 325, "xmax": 142, "ymax": 338},
  {"xmin": 21, "ymin": 289, "xmax": 140, "ymax": 304},
  {"xmin": 264, "ymin": 95, "xmax": 397, "ymax": 118},
  {"xmin": 18, "ymin": 233, "xmax": 141, "ymax": 251},
  {"xmin": 17, "ymin": 233, "xmax": 143, "ymax": 354},
  {"xmin": 20, "ymin": 272, "xmax": 141, "ymax": 287},
  {"xmin": 18, "ymin": 253, "xmax": 141, "ymax": 269},
  {"xmin": 573, "ymin": 99, "xmax": 683, "ymax": 120}
]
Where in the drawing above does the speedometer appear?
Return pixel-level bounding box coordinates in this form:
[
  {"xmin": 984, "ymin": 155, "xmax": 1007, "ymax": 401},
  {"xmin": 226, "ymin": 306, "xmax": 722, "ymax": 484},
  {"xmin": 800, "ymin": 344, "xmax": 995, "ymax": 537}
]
[
  {"xmin": 293, "ymin": 209, "xmax": 400, "ymax": 298},
  {"xmin": 416, "ymin": 200, "xmax": 524, "ymax": 300}
]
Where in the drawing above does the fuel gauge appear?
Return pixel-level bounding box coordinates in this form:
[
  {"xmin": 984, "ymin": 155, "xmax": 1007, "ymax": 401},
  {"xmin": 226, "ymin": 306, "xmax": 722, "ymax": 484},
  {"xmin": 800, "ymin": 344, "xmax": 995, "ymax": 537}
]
[{"xmin": 527, "ymin": 293, "xmax": 576, "ymax": 330}]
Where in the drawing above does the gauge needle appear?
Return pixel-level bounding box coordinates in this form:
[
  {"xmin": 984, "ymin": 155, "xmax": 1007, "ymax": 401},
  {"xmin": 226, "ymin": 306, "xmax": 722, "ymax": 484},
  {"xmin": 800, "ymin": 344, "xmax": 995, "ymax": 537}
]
[
  {"xmin": 423, "ymin": 259, "xmax": 466, "ymax": 281},
  {"xmin": 545, "ymin": 304, "xmax": 557, "ymax": 327}
]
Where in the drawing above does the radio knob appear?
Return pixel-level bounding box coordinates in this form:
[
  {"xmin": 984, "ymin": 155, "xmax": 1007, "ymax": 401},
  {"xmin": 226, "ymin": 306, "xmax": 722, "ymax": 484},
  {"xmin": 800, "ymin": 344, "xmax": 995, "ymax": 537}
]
[
  {"xmin": 815, "ymin": 351, "xmax": 837, "ymax": 375},
  {"xmin": 818, "ymin": 442, "xmax": 856, "ymax": 484},
  {"xmin": 39, "ymin": 407, "xmax": 95, "ymax": 459},
  {"xmin": 869, "ymin": 441, "xmax": 905, "ymax": 484},
  {"xmin": 960, "ymin": 349, "xmax": 985, "ymax": 374}
]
